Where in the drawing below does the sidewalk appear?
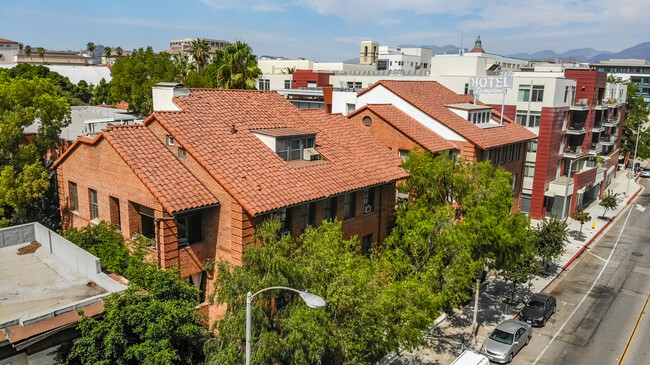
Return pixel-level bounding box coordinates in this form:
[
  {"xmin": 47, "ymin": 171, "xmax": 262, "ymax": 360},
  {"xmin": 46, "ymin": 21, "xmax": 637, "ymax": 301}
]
[{"xmin": 391, "ymin": 172, "xmax": 645, "ymax": 365}]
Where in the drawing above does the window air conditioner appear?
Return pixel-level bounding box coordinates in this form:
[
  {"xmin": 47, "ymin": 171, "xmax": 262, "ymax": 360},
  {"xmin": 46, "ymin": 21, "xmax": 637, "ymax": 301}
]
[
  {"xmin": 303, "ymin": 148, "xmax": 321, "ymax": 161},
  {"xmin": 364, "ymin": 204, "xmax": 373, "ymax": 214}
]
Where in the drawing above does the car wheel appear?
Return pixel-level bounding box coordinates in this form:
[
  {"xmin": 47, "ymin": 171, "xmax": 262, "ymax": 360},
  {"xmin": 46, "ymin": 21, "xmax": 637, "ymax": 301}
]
[
  {"xmin": 508, "ymin": 353, "xmax": 514, "ymax": 363},
  {"xmin": 552, "ymin": 304, "xmax": 556, "ymax": 314}
]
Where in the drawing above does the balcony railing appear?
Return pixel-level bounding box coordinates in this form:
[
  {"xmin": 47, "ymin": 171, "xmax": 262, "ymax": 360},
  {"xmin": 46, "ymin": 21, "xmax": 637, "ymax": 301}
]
[
  {"xmin": 563, "ymin": 145, "xmax": 583, "ymax": 158},
  {"xmin": 590, "ymin": 142, "xmax": 603, "ymax": 155},
  {"xmin": 570, "ymin": 99, "xmax": 590, "ymax": 111},
  {"xmin": 566, "ymin": 122, "xmax": 586, "ymax": 135},
  {"xmin": 600, "ymin": 134, "xmax": 616, "ymax": 145}
]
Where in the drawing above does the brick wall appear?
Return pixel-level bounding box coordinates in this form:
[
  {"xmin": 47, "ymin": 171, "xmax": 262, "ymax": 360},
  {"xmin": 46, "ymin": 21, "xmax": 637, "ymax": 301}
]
[{"xmin": 347, "ymin": 109, "xmax": 420, "ymax": 157}]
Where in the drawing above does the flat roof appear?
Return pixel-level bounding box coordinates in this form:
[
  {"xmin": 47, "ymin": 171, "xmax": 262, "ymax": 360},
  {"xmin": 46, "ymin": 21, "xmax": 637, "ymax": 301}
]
[
  {"xmin": 446, "ymin": 103, "xmax": 492, "ymax": 111},
  {"xmin": 0, "ymin": 243, "xmax": 106, "ymax": 327}
]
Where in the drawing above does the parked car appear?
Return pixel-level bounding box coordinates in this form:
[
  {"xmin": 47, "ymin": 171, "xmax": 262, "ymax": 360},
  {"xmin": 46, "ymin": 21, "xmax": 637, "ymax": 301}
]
[
  {"xmin": 451, "ymin": 350, "xmax": 490, "ymax": 365},
  {"xmin": 641, "ymin": 167, "xmax": 650, "ymax": 178},
  {"xmin": 480, "ymin": 320, "xmax": 532, "ymax": 363},
  {"xmin": 520, "ymin": 293, "xmax": 556, "ymax": 327}
]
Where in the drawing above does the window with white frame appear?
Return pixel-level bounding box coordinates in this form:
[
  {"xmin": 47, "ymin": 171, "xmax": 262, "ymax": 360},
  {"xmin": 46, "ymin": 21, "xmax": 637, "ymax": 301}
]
[
  {"xmin": 517, "ymin": 85, "xmax": 544, "ymax": 102},
  {"xmin": 89, "ymin": 189, "xmax": 99, "ymax": 220},
  {"xmin": 284, "ymin": 79, "xmax": 291, "ymax": 89},
  {"xmin": 258, "ymin": 79, "xmax": 270, "ymax": 90},
  {"xmin": 527, "ymin": 140, "xmax": 538, "ymax": 153},
  {"xmin": 515, "ymin": 111, "xmax": 541, "ymax": 128},
  {"xmin": 166, "ymin": 135, "xmax": 174, "ymax": 146},
  {"xmin": 276, "ymin": 135, "xmax": 315, "ymax": 161},
  {"xmin": 524, "ymin": 162, "xmax": 535, "ymax": 178}
]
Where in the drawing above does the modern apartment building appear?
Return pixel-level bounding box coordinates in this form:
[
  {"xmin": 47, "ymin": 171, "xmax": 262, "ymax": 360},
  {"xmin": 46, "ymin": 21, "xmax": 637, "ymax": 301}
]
[
  {"xmin": 0, "ymin": 38, "xmax": 19, "ymax": 65},
  {"xmin": 338, "ymin": 81, "xmax": 536, "ymax": 210},
  {"xmin": 593, "ymin": 59, "xmax": 650, "ymax": 102},
  {"xmin": 52, "ymin": 83, "xmax": 407, "ymax": 322}
]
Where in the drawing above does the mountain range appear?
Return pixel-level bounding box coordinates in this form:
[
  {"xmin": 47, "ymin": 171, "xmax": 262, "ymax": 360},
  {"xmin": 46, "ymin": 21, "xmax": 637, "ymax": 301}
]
[{"xmin": 343, "ymin": 41, "xmax": 650, "ymax": 64}]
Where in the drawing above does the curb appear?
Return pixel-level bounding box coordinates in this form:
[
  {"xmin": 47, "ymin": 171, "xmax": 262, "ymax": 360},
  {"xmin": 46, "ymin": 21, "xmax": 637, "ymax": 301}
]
[{"xmin": 561, "ymin": 183, "xmax": 644, "ymax": 271}]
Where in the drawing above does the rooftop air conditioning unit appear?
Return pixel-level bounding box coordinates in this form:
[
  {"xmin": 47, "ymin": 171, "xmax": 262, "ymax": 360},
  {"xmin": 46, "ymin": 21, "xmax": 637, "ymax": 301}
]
[
  {"xmin": 364, "ymin": 204, "xmax": 373, "ymax": 214},
  {"xmin": 303, "ymin": 148, "xmax": 321, "ymax": 161}
]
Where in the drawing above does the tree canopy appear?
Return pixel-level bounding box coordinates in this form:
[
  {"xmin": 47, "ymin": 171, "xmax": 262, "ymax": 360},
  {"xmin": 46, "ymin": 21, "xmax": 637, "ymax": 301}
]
[
  {"xmin": 109, "ymin": 47, "xmax": 178, "ymax": 116},
  {"xmin": 0, "ymin": 75, "xmax": 70, "ymax": 226},
  {"xmin": 206, "ymin": 219, "xmax": 439, "ymax": 365},
  {"xmin": 599, "ymin": 189, "xmax": 619, "ymax": 218},
  {"xmin": 620, "ymin": 81, "xmax": 650, "ymax": 159},
  {"xmin": 535, "ymin": 214, "xmax": 568, "ymax": 268},
  {"xmin": 206, "ymin": 41, "xmax": 261, "ymax": 89},
  {"xmin": 59, "ymin": 223, "xmax": 208, "ymax": 365}
]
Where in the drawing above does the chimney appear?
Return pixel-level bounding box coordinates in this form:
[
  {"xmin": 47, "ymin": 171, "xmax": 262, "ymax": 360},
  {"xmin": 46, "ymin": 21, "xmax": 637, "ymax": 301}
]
[{"xmin": 152, "ymin": 82, "xmax": 190, "ymax": 112}]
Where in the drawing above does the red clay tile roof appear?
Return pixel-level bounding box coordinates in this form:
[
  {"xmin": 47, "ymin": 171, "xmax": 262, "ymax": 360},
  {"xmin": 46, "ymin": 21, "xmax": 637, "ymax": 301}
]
[
  {"xmin": 349, "ymin": 104, "xmax": 458, "ymax": 153},
  {"xmin": 0, "ymin": 38, "xmax": 18, "ymax": 44},
  {"xmin": 151, "ymin": 89, "xmax": 407, "ymax": 216},
  {"xmin": 101, "ymin": 125, "xmax": 219, "ymax": 215},
  {"xmin": 358, "ymin": 81, "xmax": 536, "ymax": 149}
]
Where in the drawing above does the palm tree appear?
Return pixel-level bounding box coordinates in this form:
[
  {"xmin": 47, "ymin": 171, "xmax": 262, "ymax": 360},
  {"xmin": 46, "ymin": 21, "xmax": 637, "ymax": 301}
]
[
  {"xmin": 37, "ymin": 47, "xmax": 45, "ymax": 63},
  {"xmin": 173, "ymin": 53, "xmax": 197, "ymax": 82},
  {"xmin": 18, "ymin": 42, "xmax": 23, "ymax": 53},
  {"xmin": 115, "ymin": 46, "xmax": 123, "ymax": 56},
  {"xmin": 24, "ymin": 45, "xmax": 32, "ymax": 61},
  {"xmin": 211, "ymin": 41, "xmax": 262, "ymax": 89},
  {"xmin": 280, "ymin": 66, "xmax": 296, "ymax": 75},
  {"xmin": 190, "ymin": 38, "xmax": 210, "ymax": 74},
  {"xmin": 104, "ymin": 47, "xmax": 111, "ymax": 58},
  {"xmin": 87, "ymin": 42, "xmax": 95, "ymax": 56}
]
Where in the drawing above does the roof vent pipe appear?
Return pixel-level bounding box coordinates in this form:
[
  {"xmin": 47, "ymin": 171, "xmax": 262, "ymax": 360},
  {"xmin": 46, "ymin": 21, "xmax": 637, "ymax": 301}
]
[{"xmin": 231, "ymin": 124, "xmax": 237, "ymax": 134}]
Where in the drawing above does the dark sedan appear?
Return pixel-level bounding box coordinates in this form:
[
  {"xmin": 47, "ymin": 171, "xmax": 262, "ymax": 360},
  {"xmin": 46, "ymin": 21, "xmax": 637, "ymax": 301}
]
[{"xmin": 520, "ymin": 293, "xmax": 556, "ymax": 327}]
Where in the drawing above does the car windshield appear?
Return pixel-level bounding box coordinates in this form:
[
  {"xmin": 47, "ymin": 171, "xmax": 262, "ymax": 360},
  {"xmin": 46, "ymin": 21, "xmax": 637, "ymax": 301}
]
[
  {"xmin": 527, "ymin": 300, "xmax": 545, "ymax": 309},
  {"xmin": 643, "ymin": 167, "xmax": 650, "ymax": 172},
  {"xmin": 489, "ymin": 329, "xmax": 514, "ymax": 345}
]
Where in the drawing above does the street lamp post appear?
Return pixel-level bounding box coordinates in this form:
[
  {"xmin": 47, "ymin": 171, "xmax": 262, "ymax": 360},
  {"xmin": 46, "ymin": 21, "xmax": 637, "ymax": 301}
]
[
  {"xmin": 245, "ymin": 286, "xmax": 326, "ymax": 365},
  {"xmin": 561, "ymin": 154, "xmax": 591, "ymax": 219}
]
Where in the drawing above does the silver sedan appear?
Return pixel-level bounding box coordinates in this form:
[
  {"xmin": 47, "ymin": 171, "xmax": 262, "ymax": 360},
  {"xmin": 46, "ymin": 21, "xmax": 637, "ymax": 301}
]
[{"xmin": 480, "ymin": 319, "xmax": 532, "ymax": 363}]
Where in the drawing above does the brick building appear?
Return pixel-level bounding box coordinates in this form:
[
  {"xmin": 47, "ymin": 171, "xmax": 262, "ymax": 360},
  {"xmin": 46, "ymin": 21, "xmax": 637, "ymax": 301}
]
[
  {"xmin": 342, "ymin": 81, "xmax": 536, "ymax": 210},
  {"xmin": 52, "ymin": 85, "xmax": 407, "ymax": 322}
]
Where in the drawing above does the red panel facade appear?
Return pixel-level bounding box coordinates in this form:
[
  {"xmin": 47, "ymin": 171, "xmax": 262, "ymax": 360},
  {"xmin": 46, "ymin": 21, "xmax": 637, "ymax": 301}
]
[{"xmin": 292, "ymin": 70, "xmax": 333, "ymax": 88}]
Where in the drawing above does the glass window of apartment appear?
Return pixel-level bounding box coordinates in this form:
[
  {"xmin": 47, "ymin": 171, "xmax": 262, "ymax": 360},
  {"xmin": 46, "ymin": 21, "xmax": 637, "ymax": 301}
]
[
  {"xmin": 363, "ymin": 188, "xmax": 375, "ymax": 213},
  {"xmin": 277, "ymin": 208, "xmax": 290, "ymax": 233},
  {"xmin": 516, "ymin": 111, "xmax": 541, "ymax": 128},
  {"xmin": 89, "ymin": 189, "xmax": 99, "ymax": 220},
  {"xmin": 508, "ymin": 144, "xmax": 515, "ymax": 161},
  {"xmin": 276, "ymin": 136, "xmax": 314, "ymax": 161},
  {"xmin": 69, "ymin": 181, "xmax": 78, "ymax": 211},
  {"xmin": 564, "ymin": 86, "xmax": 570, "ymax": 103},
  {"xmin": 511, "ymin": 173, "xmax": 517, "ymax": 191},
  {"xmin": 346, "ymin": 103, "xmax": 355, "ymax": 114},
  {"xmin": 531, "ymin": 85, "xmax": 544, "ymax": 102},
  {"xmin": 398, "ymin": 149, "xmax": 409, "ymax": 161},
  {"xmin": 301, "ymin": 203, "xmax": 315, "ymax": 230},
  {"xmin": 166, "ymin": 135, "xmax": 174, "ymax": 146},
  {"xmin": 524, "ymin": 162, "xmax": 535, "ymax": 178},
  {"xmin": 324, "ymin": 197, "xmax": 337, "ymax": 221},
  {"xmin": 178, "ymin": 147, "xmax": 187, "ymax": 159},
  {"xmin": 344, "ymin": 192, "xmax": 356, "ymax": 219},
  {"xmin": 517, "ymin": 85, "xmax": 530, "ymax": 101},
  {"xmin": 354, "ymin": 82, "xmax": 362, "ymax": 89},
  {"xmin": 361, "ymin": 234, "xmax": 372, "ymax": 257},
  {"xmin": 258, "ymin": 79, "xmax": 270, "ymax": 91},
  {"xmin": 514, "ymin": 143, "xmax": 521, "ymax": 160},
  {"xmin": 284, "ymin": 79, "xmax": 291, "ymax": 89},
  {"xmin": 527, "ymin": 140, "xmax": 538, "ymax": 153},
  {"xmin": 177, "ymin": 212, "xmax": 202, "ymax": 246},
  {"xmin": 500, "ymin": 147, "xmax": 506, "ymax": 164}
]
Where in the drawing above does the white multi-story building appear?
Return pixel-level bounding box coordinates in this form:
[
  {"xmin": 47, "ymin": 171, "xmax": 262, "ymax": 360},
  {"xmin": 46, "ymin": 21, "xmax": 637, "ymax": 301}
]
[
  {"xmin": 0, "ymin": 38, "xmax": 19, "ymax": 65},
  {"xmin": 376, "ymin": 46, "xmax": 433, "ymax": 72}
]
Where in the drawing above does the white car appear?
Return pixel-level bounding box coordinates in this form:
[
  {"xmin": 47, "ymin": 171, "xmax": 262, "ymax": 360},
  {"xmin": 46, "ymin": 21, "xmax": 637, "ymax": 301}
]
[{"xmin": 641, "ymin": 167, "xmax": 650, "ymax": 178}]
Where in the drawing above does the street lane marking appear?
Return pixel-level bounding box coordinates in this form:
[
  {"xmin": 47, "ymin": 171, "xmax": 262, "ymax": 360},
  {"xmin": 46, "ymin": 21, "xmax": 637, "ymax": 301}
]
[
  {"xmin": 587, "ymin": 251, "xmax": 607, "ymax": 262},
  {"xmin": 617, "ymin": 291, "xmax": 650, "ymax": 365},
  {"xmin": 634, "ymin": 204, "xmax": 645, "ymax": 212},
  {"xmin": 532, "ymin": 203, "xmax": 634, "ymax": 365}
]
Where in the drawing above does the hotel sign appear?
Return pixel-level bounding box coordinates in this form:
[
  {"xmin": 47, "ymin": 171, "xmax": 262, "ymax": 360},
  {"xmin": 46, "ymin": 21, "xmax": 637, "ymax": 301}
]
[{"xmin": 468, "ymin": 76, "xmax": 513, "ymax": 94}]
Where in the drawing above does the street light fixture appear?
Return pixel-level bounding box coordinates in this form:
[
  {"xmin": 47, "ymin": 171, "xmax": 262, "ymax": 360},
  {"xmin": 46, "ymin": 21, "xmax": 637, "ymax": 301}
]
[{"xmin": 246, "ymin": 286, "xmax": 326, "ymax": 365}]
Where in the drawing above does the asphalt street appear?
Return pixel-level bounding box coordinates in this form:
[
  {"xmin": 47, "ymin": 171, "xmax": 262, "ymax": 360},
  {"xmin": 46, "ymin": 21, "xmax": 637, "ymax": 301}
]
[{"xmin": 512, "ymin": 178, "xmax": 650, "ymax": 365}]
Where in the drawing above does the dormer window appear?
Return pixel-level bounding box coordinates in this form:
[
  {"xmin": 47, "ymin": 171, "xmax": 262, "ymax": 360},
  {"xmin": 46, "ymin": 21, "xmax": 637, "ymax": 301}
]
[
  {"xmin": 446, "ymin": 103, "xmax": 494, "ymax": 125},
  {"xmin": 252, "ymin": 128, "xmax": 320, "ymax": 162}
]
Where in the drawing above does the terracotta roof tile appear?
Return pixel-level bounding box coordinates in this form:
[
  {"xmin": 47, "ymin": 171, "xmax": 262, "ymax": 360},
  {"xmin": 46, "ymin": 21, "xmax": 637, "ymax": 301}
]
[
  {"xmin": 352, "ymin": 104, "xmax": 458, "ymax": 153},
  {"xmin": 359, "ymin": 81, "xmax": 536, "ymax": 149},
  {"xmin": 152, "ymin": 89, "xmax": 407, "ymax": 216},
  {"xmin": 102, "ymin": 125, "xmax": 219, "ymax": 214}
]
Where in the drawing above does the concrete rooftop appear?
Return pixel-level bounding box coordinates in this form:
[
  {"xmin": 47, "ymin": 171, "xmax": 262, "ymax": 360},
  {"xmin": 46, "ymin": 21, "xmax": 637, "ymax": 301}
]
[{"xmin": 0, "ymin": 242, "xmax": 107, "ymax": 326}]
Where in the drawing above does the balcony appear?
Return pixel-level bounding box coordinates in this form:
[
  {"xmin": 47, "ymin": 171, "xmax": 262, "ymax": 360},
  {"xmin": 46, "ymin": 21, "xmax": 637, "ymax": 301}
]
[
  {"xmin": 566, "ymin": 122, "xmax": 587, "ymax": 135},
  {"xmin": 589, "ymin": 142, "xmax": 603, "ymax": 155},
  {"xmin": 563, "ymin": 145, "xmax": 583, "ymax": 158},
  {"xmin": 591, "ymin": 122, "xmax": 605, "ymax": 133},
  {"xmin": 605, "ymin": 98, "xmax": 621, "ymax": 108},
  {"xmin": 595, "ymin": 100, "xmax": 608, "ymax": 110},
  {"xmin": 602, "ymin": 117, "xmax": 619, "ymax": 127},
  {"xmin": 570, "ymin": 99, "xmax": 590, "ymax": 111},
  {"xmin": 600, "ymin": 134, "xmax": 616, "ymax": 146}
]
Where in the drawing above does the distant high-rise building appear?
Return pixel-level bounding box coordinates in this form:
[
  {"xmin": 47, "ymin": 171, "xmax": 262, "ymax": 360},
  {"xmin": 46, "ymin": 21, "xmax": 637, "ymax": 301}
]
[{"xmin": 167, "ymin": 38, "xmax": 228, "ymax": 55}]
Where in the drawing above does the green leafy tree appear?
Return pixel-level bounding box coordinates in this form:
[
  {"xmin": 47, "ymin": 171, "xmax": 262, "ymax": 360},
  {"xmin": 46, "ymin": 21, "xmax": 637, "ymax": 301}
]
[
  {"xmin": 172, "ymin": 52, "xmax": 197, "ymax": 83},
  {"xmin": 570, "ymin": 208, "xmax": 591, "ymax": 234},
  {"xmin": 621, "ymin": 81, "xmax": 650, "ymax": 159},
  {"xmin": 24, "ymin": 45, "xmax": 32, "ymax": 60},
  {"xmin": 501, "ymin": 238, "xmax": 539, "ymax": 300},
  {"xmin": 207, "ymin": 41, "xmax": 261, "ymax": 89},
  {"xmin": 109, "ymin": 47, "xmax": 179, "ymax": 116},
  {"xmin": 115, "ymin": 46, "xmax": 123, "ymax": 56},
  {"xmin": 206, "ymin": 219, "xmax": 439, "ymax": 365},
  {"xmin": 37, "ymin": 47, "xmax": 45, "ymax": 63},
  {"xmin": 535, "ymin": 215, "xmax": 568, "ymax": 269},
  {"xmin": 89, "ymin": 78, "xmax": 112, "ymax": 105},
  {"xmin": 0, "ymin": 76, "xmax": 70, "ymax": 226},
  {"xmin": 599, "ymin": 189, "xmax": 619, "ymax": 218},
  {"xmin": 0, "ymin": 63, "xmax": 89, "ymax": 105},
  {"xmin": 59, "ymin": 224, "xmax": 208, "ymax": 364},
  {"xmin": 191, "ymin": 38, "xmax": 210, "ymax": 74}
]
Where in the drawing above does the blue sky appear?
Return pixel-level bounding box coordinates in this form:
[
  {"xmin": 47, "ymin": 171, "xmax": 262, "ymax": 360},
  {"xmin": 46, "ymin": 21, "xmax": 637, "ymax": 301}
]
[{"xmin": 2, "ymin": 0, "xmax": 648, "ymax": 61}]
